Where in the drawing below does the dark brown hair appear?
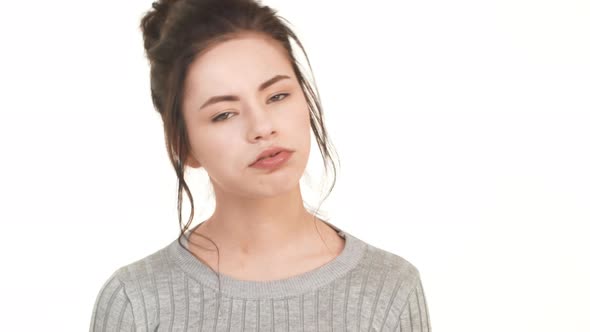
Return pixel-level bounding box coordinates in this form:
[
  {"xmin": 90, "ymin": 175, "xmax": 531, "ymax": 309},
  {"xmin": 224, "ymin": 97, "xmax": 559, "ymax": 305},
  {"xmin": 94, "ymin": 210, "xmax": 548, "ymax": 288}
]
[{"xmin": 139, "ymin": 0, "xmax": 340, "ymax": 292}]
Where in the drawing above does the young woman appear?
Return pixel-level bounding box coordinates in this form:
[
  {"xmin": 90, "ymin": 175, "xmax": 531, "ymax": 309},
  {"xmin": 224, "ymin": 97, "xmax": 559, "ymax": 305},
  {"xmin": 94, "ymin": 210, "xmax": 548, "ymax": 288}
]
[{"xmin": 90, "ymin": 0, "xmax": 431, "ymax": 330}]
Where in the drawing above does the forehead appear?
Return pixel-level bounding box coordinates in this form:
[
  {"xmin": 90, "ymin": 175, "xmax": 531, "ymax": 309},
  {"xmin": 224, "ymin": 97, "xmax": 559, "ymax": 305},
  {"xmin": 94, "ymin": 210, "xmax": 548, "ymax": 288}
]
[{"xmin": 184, "ymin": 34, "xmax": 293, "ymax": 98}]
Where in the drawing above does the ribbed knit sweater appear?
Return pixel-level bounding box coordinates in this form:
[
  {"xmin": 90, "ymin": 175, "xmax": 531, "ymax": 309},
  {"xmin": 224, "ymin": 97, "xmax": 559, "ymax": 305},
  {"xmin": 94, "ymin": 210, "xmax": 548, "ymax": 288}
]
[{"xmin": 90, "ymin": 222, "xmax": 431, "ymax": 331}]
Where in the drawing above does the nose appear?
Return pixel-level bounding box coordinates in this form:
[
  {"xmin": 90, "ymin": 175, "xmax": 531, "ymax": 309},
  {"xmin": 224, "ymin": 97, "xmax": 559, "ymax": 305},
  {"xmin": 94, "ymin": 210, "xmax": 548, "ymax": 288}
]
[{"xmin": 246, "ymin": 102, "xmax": 277, "ymax": 142}]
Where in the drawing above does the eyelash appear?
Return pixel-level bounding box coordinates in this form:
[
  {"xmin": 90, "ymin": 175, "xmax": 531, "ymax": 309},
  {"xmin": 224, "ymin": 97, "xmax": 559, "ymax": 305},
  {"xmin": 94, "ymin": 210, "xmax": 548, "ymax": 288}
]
[{"xmin": 212, "ymin": 93, "xmax": 290, "ymax": 122}]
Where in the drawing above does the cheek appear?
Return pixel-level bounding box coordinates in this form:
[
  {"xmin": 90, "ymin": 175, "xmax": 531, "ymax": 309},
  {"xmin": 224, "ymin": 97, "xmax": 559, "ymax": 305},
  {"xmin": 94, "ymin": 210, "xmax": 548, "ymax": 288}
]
[
  {"xmin": 285, "ymin": 94, "xmax": 311, "ymax": 127},
  {"xmin": 188, "ymin": 127, "xmax": 237, "ymax": 168}
]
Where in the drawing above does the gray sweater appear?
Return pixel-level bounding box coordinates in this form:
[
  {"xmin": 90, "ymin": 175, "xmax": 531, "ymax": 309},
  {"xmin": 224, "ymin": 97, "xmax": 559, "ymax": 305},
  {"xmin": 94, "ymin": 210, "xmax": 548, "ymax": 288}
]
[{"xmin": 90, "ymin": 222, "xmax": 431, "ymax": 331}]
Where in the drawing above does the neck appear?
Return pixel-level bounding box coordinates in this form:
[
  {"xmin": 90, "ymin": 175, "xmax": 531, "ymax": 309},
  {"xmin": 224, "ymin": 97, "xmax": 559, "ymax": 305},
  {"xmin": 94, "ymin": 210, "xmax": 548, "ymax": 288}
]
[{"xmin": 195, "ymin": 182, "xmax": 324, "ymax": 258}]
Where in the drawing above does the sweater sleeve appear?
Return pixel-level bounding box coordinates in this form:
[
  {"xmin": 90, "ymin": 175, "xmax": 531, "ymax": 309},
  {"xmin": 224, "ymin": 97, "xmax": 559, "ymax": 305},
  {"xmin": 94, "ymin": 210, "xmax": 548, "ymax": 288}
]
[
  {"xmin": 89, "ymin": 273, "xmax": 136, "ymax": 331},
  {"xmin": 395, "ymin": 276, "xmax": 432, "ymax": 332}
]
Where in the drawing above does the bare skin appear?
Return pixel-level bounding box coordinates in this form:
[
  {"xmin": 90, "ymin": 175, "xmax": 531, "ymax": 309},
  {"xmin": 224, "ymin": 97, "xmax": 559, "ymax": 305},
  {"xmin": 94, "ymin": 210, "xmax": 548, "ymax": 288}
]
[
  {"xmin": 188, "ymin": 214, "xmax": 345, "ymax": 281},
  {"xmin": 180, "ymin": 32, "xmax": 344, "ymax": 281}
]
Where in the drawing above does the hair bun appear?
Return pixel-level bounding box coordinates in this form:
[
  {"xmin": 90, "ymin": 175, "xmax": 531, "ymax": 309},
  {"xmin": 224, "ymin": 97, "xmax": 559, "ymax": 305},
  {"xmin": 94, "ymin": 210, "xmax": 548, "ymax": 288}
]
[
  {"xmin": 140, "ymin": 0, "xmax": 179, "ymax": 52},
  {"xmin": 151, "ymin": 1, "xmax": 169, "ymax": 11}
]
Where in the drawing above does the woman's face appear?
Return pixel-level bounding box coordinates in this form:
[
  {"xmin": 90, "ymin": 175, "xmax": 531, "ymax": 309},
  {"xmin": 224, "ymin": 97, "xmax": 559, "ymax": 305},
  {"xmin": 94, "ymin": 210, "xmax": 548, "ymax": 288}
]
[{"xmin": 181, "ymin": 33, "xmax": 311, "ymax": 198}]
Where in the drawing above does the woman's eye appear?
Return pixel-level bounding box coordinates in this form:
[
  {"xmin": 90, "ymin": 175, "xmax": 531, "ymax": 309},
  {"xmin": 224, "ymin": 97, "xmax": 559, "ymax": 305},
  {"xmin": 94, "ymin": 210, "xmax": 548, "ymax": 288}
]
[
  {"xmin": 212, "ymin": 112, "xmax": 234, "ymax": 122},
  {"xmin": 268, "ymin": 93, "xmax": 289, "ymax": 103},
  {"xmin": 211, "ymin": 94, "xmax": 288, "ymax": 122}
]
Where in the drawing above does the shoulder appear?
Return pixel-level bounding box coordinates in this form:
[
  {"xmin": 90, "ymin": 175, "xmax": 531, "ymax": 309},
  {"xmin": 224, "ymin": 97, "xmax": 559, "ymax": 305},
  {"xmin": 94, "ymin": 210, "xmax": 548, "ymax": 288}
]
[
  {"xmin": 94, "ymin": 246, "xmax": 167, "ymax": 293},
  {"xmin": 350, "ymin": 237, "xmax": 431, "ymax": 329},
  {"xmin": 94, "ymin": 238, "xmax": 182, "ymax": 306},
  {"xmin": 102, "ymin": 239, "xmax": 186, "ymax": 305},
  {"xmin": 364, "ymin": 245, "xmax": 432, "ymax": 331},
  {"xmin": 350, "ymin": 235, "xmax": 425, "ymax": 303},
  {"xmin": 110, "ymin": 244, "xmax": 174, "ymax": 285},
  {"xmin": 90, "ymin": 241, "xmax": 179, "ymax": 330},
  {"xmin": 354, "ymin": 236, "xmax": 423, "ymax": 287}
]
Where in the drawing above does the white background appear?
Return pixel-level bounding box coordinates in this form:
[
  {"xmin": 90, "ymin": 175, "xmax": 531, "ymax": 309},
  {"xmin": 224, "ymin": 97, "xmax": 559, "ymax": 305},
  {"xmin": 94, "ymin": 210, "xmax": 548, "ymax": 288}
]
[{"xmin": 1, "ymin": 0, "xmax": 589, "ymax": 331}]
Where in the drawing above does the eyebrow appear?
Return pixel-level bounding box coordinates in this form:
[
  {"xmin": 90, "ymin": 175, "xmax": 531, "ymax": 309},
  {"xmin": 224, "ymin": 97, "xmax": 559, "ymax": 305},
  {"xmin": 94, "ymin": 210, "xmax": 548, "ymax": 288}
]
[{"xmin": 199, "ymin": 74, "xmax": 291, "ymax": 111}]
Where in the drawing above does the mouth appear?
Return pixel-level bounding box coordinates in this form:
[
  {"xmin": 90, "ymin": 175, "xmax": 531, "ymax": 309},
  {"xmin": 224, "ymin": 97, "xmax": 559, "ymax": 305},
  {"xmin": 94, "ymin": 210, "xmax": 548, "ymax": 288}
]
[
  {"xmin": 260, "ymin": 151, "xmax": 281, "ymax": 160},
  {"xmin": 249, "ymin": 150, "xmax": 294, "ymax": 169},
  {"xmin": 250, "ymin": 146, "xmax": 293, "ymax": 166}
]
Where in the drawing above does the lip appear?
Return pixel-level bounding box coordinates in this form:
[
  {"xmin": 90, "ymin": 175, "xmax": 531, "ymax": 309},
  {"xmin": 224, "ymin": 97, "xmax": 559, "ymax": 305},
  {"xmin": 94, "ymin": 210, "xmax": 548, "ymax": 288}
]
[
  {"xmin": 249, "ymin": 150, "xmax": 293, "ymax": 169},
  {"xmin": 249, "ymin": 146, "xmax": 293, "ymax": 167}
]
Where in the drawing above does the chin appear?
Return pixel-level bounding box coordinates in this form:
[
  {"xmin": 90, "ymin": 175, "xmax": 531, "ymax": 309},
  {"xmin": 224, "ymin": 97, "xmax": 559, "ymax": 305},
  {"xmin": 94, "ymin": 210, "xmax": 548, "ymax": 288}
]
[{"xmin": 245, "ymin": 166, "xmax": 304, "ymax": 197}]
